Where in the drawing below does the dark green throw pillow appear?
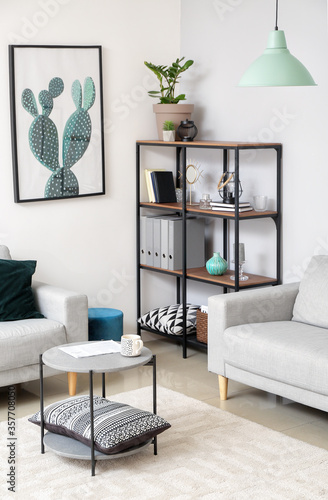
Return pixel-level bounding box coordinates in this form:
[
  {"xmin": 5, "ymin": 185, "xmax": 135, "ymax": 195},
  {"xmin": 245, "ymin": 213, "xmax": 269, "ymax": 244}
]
[{"xmin": 0, "ymin": 258, "xmax": 44, "ymax": 321}]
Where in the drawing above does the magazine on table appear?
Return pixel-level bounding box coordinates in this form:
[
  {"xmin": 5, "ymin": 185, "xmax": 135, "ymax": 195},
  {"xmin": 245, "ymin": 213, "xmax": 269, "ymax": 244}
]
[{"xmin": 59, "ymin": 340, "xmax": 121, "ymax": 358}]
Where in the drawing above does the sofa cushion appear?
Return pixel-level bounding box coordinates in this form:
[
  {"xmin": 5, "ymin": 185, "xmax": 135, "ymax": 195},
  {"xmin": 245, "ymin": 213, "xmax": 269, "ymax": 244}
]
[
  {"xmin": 292, "ymin": 255, "xmax": 328, "ymax": 328},
  {"xmin": 29, "ymin": 395, "xmax": 171, "ymax": 455},
  {"xmin": 222, "ymin": 320, "xmax": 328, "ymax": 396},
  {"xmin": 0, "ymin": 258, "xmax": 44, "ymax": 321},
  {"xmin": 0, "ymin": 319, "xmax": 66, "ymax": 371}
]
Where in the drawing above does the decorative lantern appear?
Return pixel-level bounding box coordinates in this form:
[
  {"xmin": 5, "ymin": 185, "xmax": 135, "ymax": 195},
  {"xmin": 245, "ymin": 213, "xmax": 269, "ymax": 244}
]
[
  {"xmin": 217, "ymin": 171, "xmax": 242, "ymax": 204},
  {"xmin": 177, "ymin": 120, "xmax": 198, "ymax": 142}
]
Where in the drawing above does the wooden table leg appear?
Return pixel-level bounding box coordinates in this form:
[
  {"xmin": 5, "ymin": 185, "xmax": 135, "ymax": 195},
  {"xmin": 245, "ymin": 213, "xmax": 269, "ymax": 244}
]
[{"xmin": 67, "ymin": 372, "xmax": 77, "ymax": 396}]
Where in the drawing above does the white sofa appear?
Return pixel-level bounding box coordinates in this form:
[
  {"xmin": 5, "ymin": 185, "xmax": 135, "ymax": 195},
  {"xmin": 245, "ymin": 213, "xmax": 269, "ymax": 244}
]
[
  {"xmin": 0, "ymin": 245, "xmax": 88, "ymax": 395},
  {"xmin": 208, "ymin": 255, "xmax": 328, "ymax": 413}
]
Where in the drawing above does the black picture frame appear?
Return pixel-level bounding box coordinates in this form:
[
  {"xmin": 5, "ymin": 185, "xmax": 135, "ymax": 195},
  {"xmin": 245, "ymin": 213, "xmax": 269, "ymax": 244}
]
[{"xmin": 9, "ymin": 45, "xmax": 105, "ymax": 203}]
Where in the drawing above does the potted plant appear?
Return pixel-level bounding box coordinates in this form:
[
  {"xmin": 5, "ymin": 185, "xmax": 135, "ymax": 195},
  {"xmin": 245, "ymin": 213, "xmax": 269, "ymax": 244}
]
[
  {"xmin": 162, "ymin": 120, "xmax": 175, "ymax": 142},
  {"xmin": 144, "ymin": 57, "xmax": 194, "ymax": 140}
]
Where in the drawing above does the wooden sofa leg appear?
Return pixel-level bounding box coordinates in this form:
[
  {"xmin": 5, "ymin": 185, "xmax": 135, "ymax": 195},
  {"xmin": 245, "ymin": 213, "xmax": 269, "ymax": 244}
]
[
  {"xmin": 68, "ymin": 372, "xmax": 77, "ymax": 396},
  {"xmin": 219, "ymin": 375, "xmax": 228, "ymax": 400}
]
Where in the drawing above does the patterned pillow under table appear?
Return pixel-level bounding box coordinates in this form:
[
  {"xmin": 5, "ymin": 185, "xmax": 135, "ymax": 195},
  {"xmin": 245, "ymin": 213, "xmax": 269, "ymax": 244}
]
[{"xmin": 29, "ymin": 395, "xmax": 170, "ymax": 455}]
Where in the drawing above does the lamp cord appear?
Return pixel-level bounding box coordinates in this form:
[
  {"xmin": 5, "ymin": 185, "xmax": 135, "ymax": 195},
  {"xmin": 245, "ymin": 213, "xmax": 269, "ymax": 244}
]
[{"xmin": 275, "ymin": 0, "xmax": 279, "ymax": 30}]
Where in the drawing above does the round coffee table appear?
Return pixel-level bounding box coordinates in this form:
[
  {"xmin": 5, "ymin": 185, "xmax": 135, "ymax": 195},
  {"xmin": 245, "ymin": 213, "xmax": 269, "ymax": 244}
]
[{"xmin": 39, "ymin": 341, "xmax": 156, "ymax": 476}]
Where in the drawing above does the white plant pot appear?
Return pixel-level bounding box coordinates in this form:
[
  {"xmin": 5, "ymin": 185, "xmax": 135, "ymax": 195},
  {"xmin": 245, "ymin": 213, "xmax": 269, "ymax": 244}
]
[{"xmin": 163, "ymin": 130, "xmax": 175, "ymax": 142}]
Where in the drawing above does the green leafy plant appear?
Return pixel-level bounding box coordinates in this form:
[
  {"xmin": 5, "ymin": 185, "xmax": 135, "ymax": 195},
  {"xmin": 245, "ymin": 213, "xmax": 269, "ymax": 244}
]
[
  {"xmin": 144, "ymin": 57, "xmax": 194, "ymax": 104},
  {"xmin": 163, "ymin": 120, "xmax": 175, "ymax": 131}
]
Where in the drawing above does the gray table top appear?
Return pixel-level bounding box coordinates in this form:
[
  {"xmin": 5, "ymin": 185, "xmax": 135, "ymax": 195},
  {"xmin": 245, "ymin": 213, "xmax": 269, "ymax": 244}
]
[{"xmin": 42, "ymin": 341, "xmax": 153, "ymax": 373}]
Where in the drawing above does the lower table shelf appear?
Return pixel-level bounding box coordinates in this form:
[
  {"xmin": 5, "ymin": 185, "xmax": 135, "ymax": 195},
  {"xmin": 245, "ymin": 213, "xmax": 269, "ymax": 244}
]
[{"xmin": 44, "ymin": 432, "xmax": 152, "ymax": 461}]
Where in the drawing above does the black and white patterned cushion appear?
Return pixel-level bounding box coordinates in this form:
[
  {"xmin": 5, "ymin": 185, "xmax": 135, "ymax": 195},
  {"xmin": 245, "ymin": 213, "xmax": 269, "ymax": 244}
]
[
  {"xmin": 29, "ymin": 396, "xmax": 170, "ymax": 455},
  {"xmin": 138, "ymin": 304, "xmax": 199, "ymax": 336},
  {"xmin": 138, "ymin": 305, "xmax": 169, "ymax": 333},
  {"xmin": 160, "ymin": 304, "xmax": 199, "ymax": 335}
]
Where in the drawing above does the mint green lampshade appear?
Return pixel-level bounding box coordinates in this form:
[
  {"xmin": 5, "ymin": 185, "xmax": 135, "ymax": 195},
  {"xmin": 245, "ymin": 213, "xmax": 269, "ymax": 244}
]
[{"xmin": 239, "ymin": 30, "xmax": 317, "ymax": 87}]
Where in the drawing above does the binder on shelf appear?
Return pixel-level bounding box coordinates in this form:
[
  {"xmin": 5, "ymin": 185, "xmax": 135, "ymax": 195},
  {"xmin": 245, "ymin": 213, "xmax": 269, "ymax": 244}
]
[
  {"xmin": 160, "ymin": 217, "xmax": 169, "ymax": 269},
  {"xmin": 168, "ymin": 218, "xmax": 205, "ymax": 271},
  {"xmin": 140, "ymin": 215, "xmax": 147, "ymax": 265},
  {"xmin": 144, "ymin": 169, "xmax": 165, "ymax": 202},
  {"xmin": 142, "ymin": 214, "xmax": 171, "ymax": 268},
  {"xmin": 150, "ymin": 171, "xmax": 177, "ymax": 203},
  {"xmin": 160, "ymin": 215, "xmax": 181, "ymax": 270},
  {"xmin": 153, "ymin": 217, "xmax": 161, "ymax": 267},
  {"xmin": 145, "ymin": 216, "xmax": 154, "ymax": 266}
]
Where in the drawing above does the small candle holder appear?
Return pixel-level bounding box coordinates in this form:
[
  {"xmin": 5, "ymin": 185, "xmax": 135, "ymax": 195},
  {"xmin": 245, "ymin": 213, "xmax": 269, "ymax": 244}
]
[
  {"xmin": 175, "ymin": 188, "xmax": 183, "ymax": 203},
  {"xmin": 177, "ymin": 120, "xmax": 198, "ymax": 142},
  {"xmin": 199, "ymin": 193, "xmax": 212, "ymax": 210},
  {"xmin": 230, "ymin": 260, "xmax": 249, "ymax": 281}
]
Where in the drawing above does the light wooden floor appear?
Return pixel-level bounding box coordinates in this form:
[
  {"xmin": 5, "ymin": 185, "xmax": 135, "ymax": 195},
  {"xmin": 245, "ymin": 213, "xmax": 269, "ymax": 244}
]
[{"xmin": 1, "ymin": 338, "xmax": 328, "ymax": 450}]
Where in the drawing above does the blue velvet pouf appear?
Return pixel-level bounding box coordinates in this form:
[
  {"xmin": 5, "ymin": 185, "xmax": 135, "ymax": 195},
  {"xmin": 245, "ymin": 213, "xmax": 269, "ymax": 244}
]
[{"xmin": 88, "ymin": 308, "xmax": 123, "ymax": 342}]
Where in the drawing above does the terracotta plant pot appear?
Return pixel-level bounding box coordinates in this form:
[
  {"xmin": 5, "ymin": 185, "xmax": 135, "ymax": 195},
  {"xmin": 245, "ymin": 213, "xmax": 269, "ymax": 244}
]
[{"xmin": 153, "ymin": 103, "xmax": 194, "ymax": 140}]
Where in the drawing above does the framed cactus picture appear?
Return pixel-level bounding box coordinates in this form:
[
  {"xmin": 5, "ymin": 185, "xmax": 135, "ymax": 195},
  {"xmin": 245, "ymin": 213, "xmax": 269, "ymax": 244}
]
[{"xmin": 9, "ymin": 45, "xmax": 105, "ymax": 203}]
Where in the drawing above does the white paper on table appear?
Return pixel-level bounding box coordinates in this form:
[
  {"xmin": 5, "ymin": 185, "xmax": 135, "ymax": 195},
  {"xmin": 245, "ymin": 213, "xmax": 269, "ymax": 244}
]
[{"xmin": 58, "ymin": 340, "xmax": 121, "ymax": 358}]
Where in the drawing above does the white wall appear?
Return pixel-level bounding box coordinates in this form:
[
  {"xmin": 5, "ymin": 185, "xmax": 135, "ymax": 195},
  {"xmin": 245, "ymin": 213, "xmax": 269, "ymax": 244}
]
[
  {"xmin": 0, "ymin": 0, "xmax": 180, "ymax": 331},
  {"xmin": 2, "ymin": 0, "xmax": 327, "ymax": 331},
  {"xmin": 180, "ymin": 0, "xmax": 328, "ymax": 294}
]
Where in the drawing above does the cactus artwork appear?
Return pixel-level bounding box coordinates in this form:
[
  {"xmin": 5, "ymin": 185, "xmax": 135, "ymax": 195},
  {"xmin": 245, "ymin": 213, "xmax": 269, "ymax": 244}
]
[{"xmin": 22, "ymin": 76, "xmax": 96, "ymax": 198}]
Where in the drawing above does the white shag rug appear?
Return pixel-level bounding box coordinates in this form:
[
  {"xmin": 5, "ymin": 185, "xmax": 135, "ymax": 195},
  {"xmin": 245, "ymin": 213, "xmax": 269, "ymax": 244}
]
[{"xmin": 1, "ymin": 386, "xmax": 328, "ymax": 500}]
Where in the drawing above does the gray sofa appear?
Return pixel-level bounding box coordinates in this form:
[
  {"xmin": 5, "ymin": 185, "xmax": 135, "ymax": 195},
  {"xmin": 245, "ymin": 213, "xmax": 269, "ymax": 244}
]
[
  {"xmin": 208, "ymin": 255, "xmax": 328, "ymax": 412},
  {"xmin": 0, "ymin": 245, "xmax": 88, "ymax": 395}
]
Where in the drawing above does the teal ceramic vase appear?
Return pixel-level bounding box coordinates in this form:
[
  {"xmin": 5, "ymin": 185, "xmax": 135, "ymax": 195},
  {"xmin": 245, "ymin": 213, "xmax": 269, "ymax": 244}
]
[{"xmin": 206, "ymin": 252, "xmax": 228, "ymax": 276}]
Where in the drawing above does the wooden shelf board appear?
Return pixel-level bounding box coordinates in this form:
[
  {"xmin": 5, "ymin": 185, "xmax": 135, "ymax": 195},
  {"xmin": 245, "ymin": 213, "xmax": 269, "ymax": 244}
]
[
  {"xmin": 137, "ymin": 140, "xmax": 281, "ymax": 148},
  {"xmin": 140, "ymin": 265, "xmax": 276, "ymax": 287},
  {"xmin": 140, "ymin": 202, "xmax": 277, "ymax": 218},
  {"xmin": 140, "ymin": 202, "xmax": 180, "ymax": 211},
  {"xmin": 187, "ymin": 267, "xmax": 276, "ymax": 287}
]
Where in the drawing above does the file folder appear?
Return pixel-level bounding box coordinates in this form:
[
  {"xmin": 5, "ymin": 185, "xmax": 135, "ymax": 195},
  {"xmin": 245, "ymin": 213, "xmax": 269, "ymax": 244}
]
[
  {"xmin": 140, "ymin": 215, "xmax": 147, "ymax": 265},
  {"xmin": 146, "ymin": 216, "xmax": 155, "ymax": 266},
  {"xmin": 157, "ymin": 215, "xmax": 181, "ymax": 269},
  {"xmin": 143, "ymin": 214, "xmax": 172, "ymax": 268},
  {"xmin": 153, "ymin": 217, "xmax": 161, "ymax": 267},
  {"xmin": 168, "ymin": 218, "xmax": 205, "ymax": 271}
]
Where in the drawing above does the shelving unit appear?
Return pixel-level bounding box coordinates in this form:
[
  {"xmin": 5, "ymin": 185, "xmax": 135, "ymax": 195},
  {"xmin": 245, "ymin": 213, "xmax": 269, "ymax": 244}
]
[{"xmin": 136, "ymin": 140, "xmax": 282, "ymax": 358}]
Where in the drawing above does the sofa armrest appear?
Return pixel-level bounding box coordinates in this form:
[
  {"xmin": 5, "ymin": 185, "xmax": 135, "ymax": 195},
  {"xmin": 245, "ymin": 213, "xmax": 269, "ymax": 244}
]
[
  {"xmin": 208, "ymin": 282, "xmax": 299, "ymax": 374},
  {"xmin": 32, "ymin": 281, "xmax": 88, "ymax": 344}
]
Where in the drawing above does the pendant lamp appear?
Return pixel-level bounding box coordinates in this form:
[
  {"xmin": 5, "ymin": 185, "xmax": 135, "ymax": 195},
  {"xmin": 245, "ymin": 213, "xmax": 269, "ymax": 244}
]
[{"xmin": 239, "ymin": 0, "xmax": 316, "ymax": 87}]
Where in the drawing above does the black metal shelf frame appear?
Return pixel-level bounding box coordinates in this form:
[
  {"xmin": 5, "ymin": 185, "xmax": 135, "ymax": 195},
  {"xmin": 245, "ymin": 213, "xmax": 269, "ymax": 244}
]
[{"xmin": 136, "ymin": 141, "xmax": 282, "ymax": 358}]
